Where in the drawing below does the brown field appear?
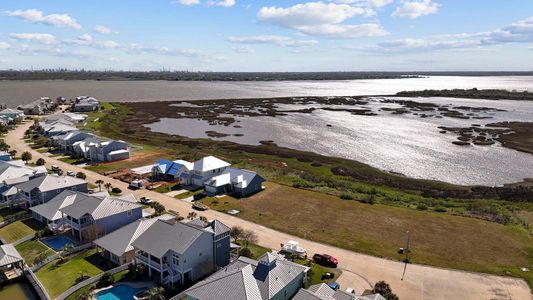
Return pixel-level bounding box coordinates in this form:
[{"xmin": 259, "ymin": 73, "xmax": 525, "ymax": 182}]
[{"xmin": 204, "ymin": 182, "xmax": 533, "ymax": 277}]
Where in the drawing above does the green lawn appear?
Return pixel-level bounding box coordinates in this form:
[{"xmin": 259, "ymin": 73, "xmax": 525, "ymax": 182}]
[
  {"xmin": 0, "ymin": 219, "xmax": 45, "ymax": 243},
  {"xmin": 15, "ymin": 239, "xmax": 55, "ymax": 266},
  {"xmin": 35, "ymin": 249, "xmax": 111, "ymax": 298},
  {"xmin": 58, "ymin": 157, "xmax": 86, "ymax": 164},
  {"xmin": 64, "ymin": 270, "xmax": 129, "ymax": 300},
  {"xmin": 0, "ymin": 205, "xmax": 26, "ymax": 222},
  {"xmin": 295, "ymin": 259, "xmax": 341, "ymax": 286}
]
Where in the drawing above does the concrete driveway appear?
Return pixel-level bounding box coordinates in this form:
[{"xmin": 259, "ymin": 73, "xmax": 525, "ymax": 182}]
[{"xmin": 6, "ymin": 120, "xmax": 532, "ymax": 300}]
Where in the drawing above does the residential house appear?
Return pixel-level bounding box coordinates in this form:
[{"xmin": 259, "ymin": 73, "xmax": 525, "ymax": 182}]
[
  {"xmin": 12, "ymin": 174, "xmax": 88, "ymax": 207},
  {"xmin": 0, "ymin": 244, "xmax": 24, "ymax": 271},
  {"xmin": 94, "ymin": 214, "xmax": 175, "ymax": 265},
  {"xmin": 152, "ymin": 159, "xmax": 194, "ymax": 183},
  {"xmin": 131, "ymin": 218, "xmax": 231, "ymax": 288},
  {"xmin": 292, "ymin": 283, "xmax": 386, "ymax": 300},
  {"xmin": 57, "ymin": 131, "xmax": 94, "ymax": 154},
  {"xmin": 41, "ymin": 121, "xmax": 78, "ymax": 137},
  {"xmin": 181, "ymin": 252, "xmax": 309, "ymax": 300},
  {"xmin": 0, "ymin": 108, "xmax": 25, "ymax": 123},
  {"xmin": 0, "ymin": 160, "xmax": 47, "ymax": 203},
  {"xmin": 59, "ymin": 193, "xmax": 142, "ymax": 241},
  {"xmin": 45, "ymin": 112, "xmax": 87, "ymax": 124},
  {"xmin": 204, "ymin": 167, "xmax": 265, "ymax": 197},
  {"xmin": 73, "ymin": 96, "xmax": 100, "ymax": 112},
  {"xmin": 0, "ymin": 152, "xmax": 11, "ymax": 162},
  {"xmin": 191, "ymin": 156, "xmax": 231, "ymax": 186},
  {"xmin": 18, "ymin": 98, "xmax": 53, "ymax": 115},
  {"xmin": 87, "ymin": 140, "xmax": 130, "ymax": 162}
]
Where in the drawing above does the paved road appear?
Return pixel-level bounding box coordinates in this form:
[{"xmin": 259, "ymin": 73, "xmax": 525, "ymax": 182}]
[{"xmin": 6, "ymin": 120, "xmax": 532, "ymax": 300}]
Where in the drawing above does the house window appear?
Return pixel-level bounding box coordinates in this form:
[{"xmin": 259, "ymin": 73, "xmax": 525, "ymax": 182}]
[{"xmin": 172, "ymin": 254, "xmax": 179, "ymax": 266}]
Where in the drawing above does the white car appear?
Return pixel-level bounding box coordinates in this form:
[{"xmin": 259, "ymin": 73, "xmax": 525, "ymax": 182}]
[
  {"xmin": 66, "ymin": 170, "xmax": 75, "ymax": 176},
  {"xmin": 280, "ymin": 240, "xmax": 307, "ymax": 258}
]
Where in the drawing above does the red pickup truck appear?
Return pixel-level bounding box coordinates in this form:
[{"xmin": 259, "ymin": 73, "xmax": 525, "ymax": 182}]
[{"xmin": 313, "ymin": 253, "xmax": 338, "ymax": 267}]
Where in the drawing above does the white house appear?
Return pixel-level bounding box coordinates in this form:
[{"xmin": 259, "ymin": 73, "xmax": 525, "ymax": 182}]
[{"xmin": 191, "ymin": 156, "xmax": 231, "ymax": 186}]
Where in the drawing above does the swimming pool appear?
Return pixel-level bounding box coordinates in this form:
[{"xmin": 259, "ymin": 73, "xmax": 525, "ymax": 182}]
[
  {"xmin": 42, "ymin": 236, "xmax": 76, "ymax": 251},
  {"xmin": 96, "ymin": 285, "xmax": 146, "ymax": 300}
]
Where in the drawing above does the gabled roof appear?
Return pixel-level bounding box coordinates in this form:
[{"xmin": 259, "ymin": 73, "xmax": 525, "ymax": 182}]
[
  {"xmin": 16, "ymin": 174, "xmax": 86, "ymax": 193},
  {"xmin": 183, "ymin": 253, "xmax": 308, "ymax": 300},
  {"xmin": 205, "ymin": 173, "xmax": 231, "ymax": 187},
  {"xmin": 30, "ymin": 190, "xmax": 92, "ymax": 221},
  {"xmin": 131, "ymin": 219, "xmax": 208, "ymax": 257},
  {"xmin": 0, "ymin": 160, "xmax": 47, "ymax": 184},
  {"xmin": 186, "ymin": 218, "xmax": 231, "ymax": 236},
  {"xmin": 193, "ymin": 156, "xmax": 230, "ymax": 172},
  {"xmin": 206, "ymin": 167, "xmax": 264, "ymax": 189},
  {"xmin": 94, "ymin": 214, "xmax": 175, "ymax": 257},
  {"xmin": 0, "ymin": 244, "xmax": 23, "ymax": 266},
  {"xmin": 0, "ymin": 108, "xmax": 24, "ymax": 115},
  {"xmin": 154, "ymin": 159, "xmax": 193, "ymax": 175},
  {"xmin": 293, "ymin": 284, "xmax": 386, "ymax": 300},
  {"xmin": 60, "ymin": 194, "xmax": 141, "ymax": 220}
]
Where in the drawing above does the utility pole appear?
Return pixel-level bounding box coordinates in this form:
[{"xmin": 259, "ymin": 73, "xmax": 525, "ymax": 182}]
[{"xmin": 401, "ymin": 230, "xmax": 410, "ymax": 281}]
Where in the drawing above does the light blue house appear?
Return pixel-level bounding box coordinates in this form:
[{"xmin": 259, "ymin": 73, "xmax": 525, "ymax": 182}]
[{"xmin": 152, "ymin": 159, "xmax": 194, "ymax": 183}]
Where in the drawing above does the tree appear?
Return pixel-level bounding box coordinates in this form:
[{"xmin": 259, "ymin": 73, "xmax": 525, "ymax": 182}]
[
  {"xmin": 147, "ymin": 287, "xmax": 165, "ymax": 300},
  {"xmin": 372, "ymin": 281, "xmax": 399, "ymax": 300},
  {"xmin": 95, "ymin": 179, "xmax": 104, "ymax": 192},
  {"xmin": 76, "ymin": 172, "xmax": 87, "ymax": 179},
  {"xmin": 241, "ymin": 229, "xmax": 258, "ymax": 247},
  {"xmin": 36, "ymin": 158, "xmax": 46, "ymax": 166},
  {"xmin": 151, "ymin": 201, "xmax": 166, "ymax": 216},
  {"xmin": 104, "ymin": 182, "xmax": 112, "ymax": 192},
  {"xmin": 21, "ymin": 151, "xmax": 32, "ymax": 164},
  {"xmin": 8, "ymin": 150, "xmax": 16, "ymax": 159},
  {"xmin": 0, "ymin": 140, "xmax": 9, "ymax": 152},
  {"xmin": 97, "ymin": 272, "xmax": 114, "ymax": 288},
  {"xmin": 238, "ymin": 247, "xmax": 253, "ymax": 258},
  {"xmin": 230, "ymin": 226, "xmax": 244, "ymax": 242}
]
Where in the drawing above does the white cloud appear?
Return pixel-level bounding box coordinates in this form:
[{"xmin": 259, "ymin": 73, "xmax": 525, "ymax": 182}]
[
  {"xmin": 208, "ymin": 0, "xmax": 236, "ymax": 7},
  {"xmin": 5, "ymin": 8, "xmax": 81, "ymax": 29},
  {"xmin": 392, "ymin": 0, "xmax": 439, "ymax": 19},
  {"xmin": 64, "ymin": 34, "xmax": 119, "ymax": 49},
  {"xmin": 334, "ymin": 0, "xmax": 394, "ymax": 8},
  {"xmin": 481, "ymin": 17, "xmax": 533, "ymax": 44},
  {"xmin": 9, "ymin": 33, "xmax": 56, "ymax": 44},
  {"xmin": 257, "ymin": 2, "xmax": 387, "ymax": 38},
  {"xmin": 228, "ymin": 35, "xmax": 318, "ymax": 47},
  {"xmin": 0, "ymin": 42, "xmax": 10, "ymax": 49},
  {"xmin": 173, "ymin": 0, "xmax": 200, "ymax": 5},
  {"xmin": 94, "ymin": 25, "xmax": 116, "ymax": 35},
  {"xmin": 233, "ymin": 46, "xmax": 255, "ymax": 53}
]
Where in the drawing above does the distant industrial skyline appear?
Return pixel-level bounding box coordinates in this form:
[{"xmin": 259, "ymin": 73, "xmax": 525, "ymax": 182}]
[{"xmin": 1, "ymin": 0, "xmax": 533, "ymax": 71}]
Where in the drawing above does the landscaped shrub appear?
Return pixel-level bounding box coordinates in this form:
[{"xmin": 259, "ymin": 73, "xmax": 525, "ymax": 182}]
[
  {"xmin": 416, "ymin": 203, "xmax": 428, "ymax": 210},
  {"xmin": 96, "ymin": 272, "xmax": 114, "ymax": 288},
  {"xmin": 339, "ymin": 193, "xmax": 354, "ymax": 200},
  {"xmin": 239, "ymin": 247, "xmax": 253, "ymax": 258}
]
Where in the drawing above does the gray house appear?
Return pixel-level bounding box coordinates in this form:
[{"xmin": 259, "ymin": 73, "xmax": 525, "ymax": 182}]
[
  {"xmin": 12, "ymin": 175, "xmax": 88, "ymax": 207},
  {"xmin": 94, "ymin": 214, "xmax": 175, "ymax": 265},
  {"xmin": 204, "ymin": 167, "xmax": 265, "ymax": 197},
  {"xmin": 59, "ymin": 193, "xmax": 142, "ymax": 241},
  {"xmin": 131, "ymin": 218, "xmax": 231, "ymax": 289},
  {"xmin": 182, "ymin": 253, "xmax": 309, "ymax": 300},
  {"xmin": 59, "ymin": 131, "xmax": 94, "ymax": 154}
]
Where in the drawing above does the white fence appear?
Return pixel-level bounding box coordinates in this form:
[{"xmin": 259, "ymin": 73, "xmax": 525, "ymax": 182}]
[
  {"xmin": 25, "ymin": 266, "xmax": 52, "ymax": 300},
  {"xmin": 31, "ymin": 242, "xmax": 93, "ymax": 272}
]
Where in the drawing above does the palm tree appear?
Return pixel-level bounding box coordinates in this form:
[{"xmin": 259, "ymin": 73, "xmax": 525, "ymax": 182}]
[
  {"xmin": 95, "ymin": 179, "xmax": 104, "ymax": 192},
  {"xmin": 104, "ymin": 182, "xmax": 112, "ymax": 192},
  {"xmin": 147, "ymin": 287, "xmax": 165, "ymax": 300}
]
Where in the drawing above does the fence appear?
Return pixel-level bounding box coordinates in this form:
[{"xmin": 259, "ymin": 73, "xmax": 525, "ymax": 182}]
[
  {"xmin": 25, "ymin": 266, "xmax": 52, "ymax": 300},
  {"xmin": 55, "ymin": 263, "xmax": 130, "ymax": 300},
  {"xmin": 0, "ymin": 213, "xmax": 31, "ymax": 229},
  {"xmin": 13, "ymin": 232, "xmax": 36, "ymax": 246},
  {"xmin": 32, "ymin": 242, "xmax": 93, "ymax": 272}
]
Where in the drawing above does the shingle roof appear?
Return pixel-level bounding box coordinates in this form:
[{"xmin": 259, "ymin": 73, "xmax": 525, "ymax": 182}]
[
  {"xmin": 0, "ymin": 244, "xmax": 23, "ymax": 266},
  {"xmin": 193, "ymin": 156, "xmax": 230, "ymax": 172},
  {"xmin": 131, "ymin": 219, "xmax": 208, "ymax": 257},
  {"xmin": 16, "ymin": 174, "xmax": 87, "ymax": 193},
  {"xmin": 94, "ymin": 214, "xmax": 175, "ymax": 257}
]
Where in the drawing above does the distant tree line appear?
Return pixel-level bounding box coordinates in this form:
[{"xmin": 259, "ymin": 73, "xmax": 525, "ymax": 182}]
[{"xmin": 396, "ymin": 88, "xmax": 533, "ymax": 101}]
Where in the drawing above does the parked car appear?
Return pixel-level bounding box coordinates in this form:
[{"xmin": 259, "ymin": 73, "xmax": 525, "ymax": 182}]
[
  {"xmin": 192, "ymin": 202, "xmax": 209, "ymax": 211},
  {"xmin": 129, "ymin": 179, "xmax": 145, "ymax": 190},
  {"xmin": 51, "ymin": 165, "xmax": 59, "ymax": 171},
  {"xmin": 66, "ymin": 170, "xmax": 75, "ymax": 177},
  {"xmin": 193, "ymin": 192, "xmax": 207, "ymax": 201},
  {"xmin": 111, "ymin": 187, "xmax": 122, "ymax": 194},
  {"xmin": 313, "ymin": 253, "xmax": 338, "ymax": 267},
  {"xmin": 140, "ymin": 197, "xmax": 153, "ymax": 205}
]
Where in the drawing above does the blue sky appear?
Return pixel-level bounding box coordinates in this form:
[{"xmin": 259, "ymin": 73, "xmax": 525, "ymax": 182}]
[{"xmin": 1, "ymin": 0, "xmax": 532, "ymax": 71}]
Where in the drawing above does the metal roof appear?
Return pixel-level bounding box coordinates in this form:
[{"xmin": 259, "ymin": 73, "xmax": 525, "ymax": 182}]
[
  {"xmin": 193, "ymin": 156, "xmax": 230, "ymax": 172},
  {"xmin": 94, "ymin": 214, "xmax": 175, "ymax": 257},
  {"xmin": 131, "ymin": 219, "xmax": 208, "ymax": 257},
  {"xmin": 30, "ymin": 190, "xmax": 92, "ymax": 221},
  {"xmin": 59, "ymin": 194, "xmax": 141, "ymax": 220},
  {"xmin": 0, "ymin": 244, "xmax": 23, "ymax": 266},
  {"xmin": 16, "ymin": 174, "xmax": 87, "ymax": 193}
]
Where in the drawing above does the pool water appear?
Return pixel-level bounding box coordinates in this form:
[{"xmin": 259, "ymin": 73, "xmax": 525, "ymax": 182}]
[
  {"xmin": 42, "ymin": 236, "xmax": 76, "ymax": 251},
  {"xmin": 97, "ymin": 285, "xmax": 146, "ymax": 300}
]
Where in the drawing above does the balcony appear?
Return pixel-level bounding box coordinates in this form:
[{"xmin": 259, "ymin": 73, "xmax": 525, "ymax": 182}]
[{"xmin": 135, "ymin": 254, "xmax": 167, "ymax": 271}]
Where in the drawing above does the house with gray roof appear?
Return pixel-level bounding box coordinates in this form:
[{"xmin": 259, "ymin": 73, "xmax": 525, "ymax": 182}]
[
  {"xmin": 131, "ymin": 218, "xmax": 231, "ymax": 289},
  {"xmin": 204, "ymin": 167, "xmax": 265, "ymax": 197},
  {"xmin": 18, "ymin": 97, "xmax": 54, "ymax": 115},
  {"xmin": 12, "ymin": 174, "xmax": 88, "ymax": 207},
  {"xmin": 0, "ymin": 160, "xmax": 47, "ymax": 203},
  {"xmin": 59, "ymin": 193, "xmax": 142, "ymax": 241},
  {"xmin": 94, "ymin": 214, "xmax": 175, "ymax": 265},
  {"xmin": 72, "ymin": 96, "xmax": 100, "ymax": 112},
  {"xmin": 0, "ymin": 108, "xmax": 25, "ymax": 123},
  {"xmin": 292, "ymin": 283, "xmax": 386, "ymax": 300},
  {"xmin": 0, "ymin": 244, "xmax": 24, "ymax": 270},
  {"xmin": 181, "ymin": 252, "xmax": 309, "ymax": 300}
]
